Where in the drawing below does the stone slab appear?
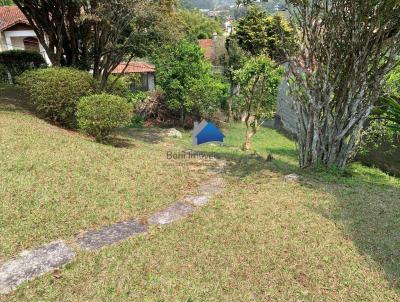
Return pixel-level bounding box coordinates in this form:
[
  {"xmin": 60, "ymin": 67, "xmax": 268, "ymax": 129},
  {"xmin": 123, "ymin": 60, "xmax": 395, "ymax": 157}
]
[
  {"xmin": 284, "ymin": 173, "xmax": 301, "ymax": 182},
  {"xmin": 0, "ymin": 240, "xmax": 75, "ymax": 294},
  {"xmin": 199, "ymin": 177, "xmax": 224, "ymax": 196},
  {"xmin": 184, "ymin": 195, "xmax": 209, "ymax": 206},
  {"xmin": 148, "ymin": 202, "xmax": 195, "ymax": 225},
  {"xmin": 76, "ymin": 219, "xmax": 147, "ymax": 251}
]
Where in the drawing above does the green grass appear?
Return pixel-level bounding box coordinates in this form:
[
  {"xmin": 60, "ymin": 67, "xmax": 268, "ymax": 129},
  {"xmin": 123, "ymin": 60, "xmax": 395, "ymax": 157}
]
[
  {"xmin": 1, "ymin": 85, "xmax": 400, "ymax": 301},
  {"xmin": 0, "ymin": 86, "xmax": 211, "ymax": 259}
]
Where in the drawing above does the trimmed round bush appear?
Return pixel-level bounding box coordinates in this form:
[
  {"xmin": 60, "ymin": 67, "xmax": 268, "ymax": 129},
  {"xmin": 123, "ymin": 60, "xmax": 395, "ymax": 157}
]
[
  {"xmin": 77, "ymin": 93, "xmax": 133, "ymax": 142},
  {"xmin": 17, "ymin": 67, "xmax": 96, "ymax": 128}
]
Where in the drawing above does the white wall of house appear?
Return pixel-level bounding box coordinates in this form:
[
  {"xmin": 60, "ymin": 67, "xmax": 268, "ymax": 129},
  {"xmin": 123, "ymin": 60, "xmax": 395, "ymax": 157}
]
[{"xmin": 0, "ymin": 28, "xmax": 51, "ymax": 64}]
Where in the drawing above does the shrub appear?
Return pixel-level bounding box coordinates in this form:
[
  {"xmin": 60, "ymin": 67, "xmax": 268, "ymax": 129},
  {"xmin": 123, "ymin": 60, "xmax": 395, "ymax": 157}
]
[
  {"xmin": 77, "ymin": 93, "xmax": 133, "ymax": 142},
  {"xmin": 0, "ymin": 50, "xmax": 47, "ymax": 83},
  {"xmin": 104, "ymin": 75, "xmax": 130, "ymax": 97},
  {"xmin": 17, "ymin": 68, "xmax": 96, "ymax": 128},
  {"xmin": 130, "ymin": 115, "xmax": 145, "ymax": 128},
  {"xmin": 0, "ymin": 64, "xmax": 9, "ymax": 84},
  {"xmin": 127, "ymin": 91, "xmax": 148, "ymax": 106}
]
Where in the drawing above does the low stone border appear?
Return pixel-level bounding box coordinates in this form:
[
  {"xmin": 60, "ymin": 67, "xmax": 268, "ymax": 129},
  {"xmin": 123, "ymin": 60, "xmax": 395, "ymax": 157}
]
[
  {"xmin": 0, "ymin": 163, "xmax": 225, "ymax": 295},
  {"xmin": 0, "ymin": 241, "xmax": 75, "ymax": 294},
  {"xmin": 76, "ymin": 219, "xmax": 148, "ymax": 251}
]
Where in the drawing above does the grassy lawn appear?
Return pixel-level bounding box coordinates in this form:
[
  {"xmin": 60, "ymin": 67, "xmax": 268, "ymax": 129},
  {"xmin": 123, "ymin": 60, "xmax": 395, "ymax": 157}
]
[
  {"xmin": 0, "ymin": 85, "xmax": 211, "ymax": 260},
  {"xmin": 1, "ymin": 85, "xmax": 400, "ymax": 301}
]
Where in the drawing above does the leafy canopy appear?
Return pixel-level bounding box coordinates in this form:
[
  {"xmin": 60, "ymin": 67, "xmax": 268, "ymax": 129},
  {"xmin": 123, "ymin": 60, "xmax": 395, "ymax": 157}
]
[
  {"xmin": 155, "ymin": 40, "xmax": 227, "ymax": 121},
  {"xmin": 177, "ymin": 9, "xmax": 222, "ymax": 40},
  {"xmin": 235, "ymin": 55, "xmax": 283, "ymax": 121},
  {"xmin": 235, "ymin": 5, "xmax": 296, "ymax": 62},
  {"xmin": 235, "ymin": 55, "xmax": 283, "ymax": 149}
]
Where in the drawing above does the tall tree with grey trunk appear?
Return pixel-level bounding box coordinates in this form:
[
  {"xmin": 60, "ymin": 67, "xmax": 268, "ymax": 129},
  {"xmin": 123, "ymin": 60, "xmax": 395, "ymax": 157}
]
[{"xmin": 286, "ymin": 0, "xmax": 400, "ymax": 169}]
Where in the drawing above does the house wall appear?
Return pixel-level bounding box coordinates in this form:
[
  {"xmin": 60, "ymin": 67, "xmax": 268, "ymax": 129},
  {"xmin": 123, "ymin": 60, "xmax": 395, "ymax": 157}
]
[
  {"xmin": 147, "ymin": 73, "xmax": 155, "ymax": 91},
  {"xmin": 9, "ymin": 36, "xmax": 25, "ymax": 50},
  {"xmin": 0, "ymin": 24, "xmax": 51, "ymax": 64},
  {"xmin": 275, "ymin": 77, "xmax": 298, "ymax": 136},
  {"xmin": 0, "ymin": 33, "xmax": 5, "ymax": 51}
]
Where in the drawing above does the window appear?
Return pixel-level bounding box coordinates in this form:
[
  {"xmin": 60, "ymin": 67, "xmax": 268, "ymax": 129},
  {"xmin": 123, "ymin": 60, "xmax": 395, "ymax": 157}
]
[{"xmin": 23, "ymin": 37, "xmax": 40, "ymax": 52}]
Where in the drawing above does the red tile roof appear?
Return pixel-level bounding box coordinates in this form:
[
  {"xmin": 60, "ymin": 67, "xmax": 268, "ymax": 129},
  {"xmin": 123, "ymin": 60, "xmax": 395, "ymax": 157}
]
[
  {"xmin": 0, "ymin": 6, "xmax": 29, "ymax": 32},
  {"xmin": 198, "ymin": 39, "xmax": 216, "ymax": 61},
  {"xmin": 111, "ymin": 61, "xmax": 155, "ymax": 74}
]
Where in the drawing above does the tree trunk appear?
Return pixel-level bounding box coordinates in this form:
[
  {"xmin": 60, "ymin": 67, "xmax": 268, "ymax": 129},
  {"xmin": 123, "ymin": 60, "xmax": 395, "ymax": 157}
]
[
  {"xmin": 244, "ymin": 123, "xmax": 252, "ymax": 151},
  {"xmin": 227, "ymin": 82, "xmax": 237, "ymax": 122},
  {"xmin": 296, "ymin": 100, "xmax": 372, "ymax": 169},
  {"xmin": 227, "ymin": 95, "xmax": 233, "ymax": 122}
]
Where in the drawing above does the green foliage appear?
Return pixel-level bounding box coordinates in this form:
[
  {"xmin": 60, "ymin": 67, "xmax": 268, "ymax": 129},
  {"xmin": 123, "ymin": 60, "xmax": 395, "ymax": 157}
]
[
  {"xmin": 103, "ymin": 75, "xmax": 130, "ymax": 97},
  {"xmin": 223, "ymin": 37, "xmax": 247, "ymax": 82},
  {"xmin": 155, "ymin": 40, "xmax": 227, "ymax": 123},
  {"xmin": 235, "ymin": 5, "xmax": 296, "ymax": 61},
  {"xmin": 0, "ymin": 64, "xmax": 9, "ymax": 84},
  {"xmin": 235, "ymin": 55, "xmax": 283, "ymax": 120},
  {"xmin": 178, "ymin": 9, "xmax": 222, "ymax": 40},
  {"xmin": 235, "ymin": 55, "xmax": 283, "ymax": 148},
  {"xmin": 77, "ymin": 93, "xmax": 133, "ymax": 142},
  {"xmin": 360, "ymin": 64, "xmax": 400, "ymax": 154},
  {"xmin": 0, "ymin": 50, "xmax": 47, "ymax": 83},
  {"xmin": 17, "ymin": 68, "xmax": 96, "ymax": 128},
  {"xmin": 127, "ymin": 91, "xmax": 148, "ymax": 106},
  {"xmin": 130, "ymin": 115, "xmax": 145, "ymax": 128},
  {"xmin": 0, "ymin": 0, "xmax": 14, "ymax": 6}
]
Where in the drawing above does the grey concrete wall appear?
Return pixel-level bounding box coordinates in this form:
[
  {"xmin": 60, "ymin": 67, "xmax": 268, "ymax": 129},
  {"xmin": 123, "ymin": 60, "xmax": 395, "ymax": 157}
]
[
  {"xmin": 276, "ymin": 77, "xmax": 298, "ymax": 136},
  {"xmin": 147, "ymin": 73, "xmax": 155, "ymax": 91}
]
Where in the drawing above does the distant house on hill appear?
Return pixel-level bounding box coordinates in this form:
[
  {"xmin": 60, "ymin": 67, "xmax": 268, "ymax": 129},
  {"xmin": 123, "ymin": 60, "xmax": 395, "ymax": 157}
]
[
  {"xmin": 111, "ymin": 61, "xmax": 156, "ymax": 91},
  {"xmin": 198, "ymin": 34, "xmax": 226, "ymax": 73},
  {"xmin": 198, "ymin": 38, "xmax": 216, "ymax": 62},
  {"xmin": 224, "ymin": 18, "xmax": 233, "ymax": 36},
  {"xmin": 0, "ymin": 6, "xmax": 50, "ymax": 64}
]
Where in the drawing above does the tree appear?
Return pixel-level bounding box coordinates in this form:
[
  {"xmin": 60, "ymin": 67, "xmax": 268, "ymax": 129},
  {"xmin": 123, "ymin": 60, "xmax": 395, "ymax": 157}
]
[
  {"xmin": 286, "ymin": 0, "xmax": 400, "ymax": 169},
  {"xmin": 155, "ymin": 40, "xmax": 227, "ymax": 126},
  {"xmin": 235, "ymin": 5, "xmax": 296, "ymax": 62},
  {"xmin": 13, "ymin": 0, "xmax": 176, "ymax": 86},
  {"xmin": 235, "ymin": 55, "xmax": 283, "ymax": 150},
  {"xmin": 0, "ymin": 0, "xmax": 13, "ymax": 5},
  {"xmin": 177, "ymin": 9, "xmax": 222, "ymax": 40},
  {"xmin": 222, "ymin": 37, "xmax": 247, "ymax": 121}
]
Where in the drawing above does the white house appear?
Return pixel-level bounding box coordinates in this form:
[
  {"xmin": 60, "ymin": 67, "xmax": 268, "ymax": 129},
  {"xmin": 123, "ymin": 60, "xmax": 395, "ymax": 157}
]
[{"xmin": 0, "ymin": 6, "xmax": 50, "ymax": 64}]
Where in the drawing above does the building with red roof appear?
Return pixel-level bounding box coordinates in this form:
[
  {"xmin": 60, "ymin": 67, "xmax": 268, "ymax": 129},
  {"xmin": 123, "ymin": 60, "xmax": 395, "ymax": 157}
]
[
  {"xmin": 0, "ymin": 6, "xmax": 50, "ymax": 63},
  {"xmin": 112, "ymin": 61, "xmax": 156, "ymax": 91}
]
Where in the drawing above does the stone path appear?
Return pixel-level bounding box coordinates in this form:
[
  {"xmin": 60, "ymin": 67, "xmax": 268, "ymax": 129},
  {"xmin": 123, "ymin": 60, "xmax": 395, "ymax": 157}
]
[
  {"xmin": 148, "ymin": 202, "xmax": 195, "ymax": 225},
  {"xmin": 77, "ymin": 219, "xmax": 148, "ymax": 251},
  {"xmin": 0, "ymin": 241, "xmax": 75, "ymax": 294},
  {"xmin": 0, "ymin": 160, "xmax": 225, "ymax": 295}
]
